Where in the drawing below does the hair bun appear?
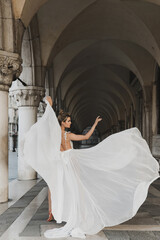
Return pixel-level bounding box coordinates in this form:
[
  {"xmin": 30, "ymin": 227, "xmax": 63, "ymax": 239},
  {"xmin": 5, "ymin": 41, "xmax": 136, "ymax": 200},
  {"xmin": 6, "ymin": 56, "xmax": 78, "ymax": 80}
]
[
  {"xmin": 59, "ymin": 109, "xmax": 64, "ymax": 115},
  {"xmin": 58, "ymin": 109, "xmax": 71, "ymax": 125}
]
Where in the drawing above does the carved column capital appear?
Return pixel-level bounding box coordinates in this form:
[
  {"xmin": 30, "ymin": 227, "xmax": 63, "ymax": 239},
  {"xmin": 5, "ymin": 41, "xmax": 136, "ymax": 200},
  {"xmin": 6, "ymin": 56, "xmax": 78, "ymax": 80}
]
[
  {"xmin": 9, "ymin": 86, "xmax": 45, "ymax": 107},
  {"xmin": 0, "ymin": 50, "xmax": 22, "ymax": 91}
]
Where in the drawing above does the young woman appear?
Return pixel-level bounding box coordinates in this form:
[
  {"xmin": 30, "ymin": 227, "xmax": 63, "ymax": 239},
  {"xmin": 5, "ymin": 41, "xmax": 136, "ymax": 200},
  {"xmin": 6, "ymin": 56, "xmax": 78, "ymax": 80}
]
[
  {"xmin": 22, "ymin": 96, "xmax": 160, "ymax": 239},
  {"xmin": 46, "ymin": 96, "xmax": 102, "ymax": 222}
]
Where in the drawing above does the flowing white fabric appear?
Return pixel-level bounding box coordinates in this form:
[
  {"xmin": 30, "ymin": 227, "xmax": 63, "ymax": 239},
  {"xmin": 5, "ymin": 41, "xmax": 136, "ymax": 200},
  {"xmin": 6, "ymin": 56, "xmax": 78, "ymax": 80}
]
[{"xmin": 22, "ymin": 100, "xmax": 160, "ymax": 239}]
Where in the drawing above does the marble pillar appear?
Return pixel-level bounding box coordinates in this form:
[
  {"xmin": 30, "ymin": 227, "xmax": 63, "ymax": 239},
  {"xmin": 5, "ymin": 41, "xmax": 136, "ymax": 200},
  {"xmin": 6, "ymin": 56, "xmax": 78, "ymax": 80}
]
[
  {"xmin": 8, "ymin": 94, "xmax": 18, "ymax": 151},
  {"xmin": 144, "ymin": 102, "xmax": 152, "ymax": 146},
  {"xmin": 152, "ymin": 82, "xmax": 160, "ymax": 161},
  {"xmin": 9, "ymin": 86, "xmax": 45, "ymax": 180},
  {"xmin": 0, "ymin": 50, "xmax": 22, "ymax": 202},
  {"xmin": 152, "ymin": 82, "xmax": 157, "ymax": 135},
  {"xmin": 124, "ymin": 109, "xmax": 127, "ymax": 129}
]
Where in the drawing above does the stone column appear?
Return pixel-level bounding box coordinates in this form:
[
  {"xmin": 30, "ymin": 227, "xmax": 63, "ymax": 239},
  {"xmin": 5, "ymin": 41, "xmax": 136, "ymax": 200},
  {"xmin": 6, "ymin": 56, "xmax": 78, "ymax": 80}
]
[
  {"xmin": 152, "ymin": 81, "xmax": 160, "ymax": 162},
  {"xmin": 144, "ymin": 102, "xmax": 152, "ymax": 146},
  {"xmin": 124, "ymin": 109, "xmax": 127, "ymax": 129},
  {"xmin": 0, "ymin": 50, "xmax": 22, "ymax": 202},
  {"xmin": 139, "ymin": 97, "xmax": 143, "ymax": 132},
  {"xmin": 8, "ymin": 94, "xmax": 18, "ymax": 151},
  {"xmin": 10, "ymin": 86, "xmax": 45, "ymax": 180},
  {"xmin": 130, "ymin": 104, "xmax": 133, "ymax": 127},
  {"xmin": 152, "ymin": 82, "xmax": 157, "ymax": 135},
  {"xmin": 57, "ymin": 86, "xmax": 62, "ymax": 112}
]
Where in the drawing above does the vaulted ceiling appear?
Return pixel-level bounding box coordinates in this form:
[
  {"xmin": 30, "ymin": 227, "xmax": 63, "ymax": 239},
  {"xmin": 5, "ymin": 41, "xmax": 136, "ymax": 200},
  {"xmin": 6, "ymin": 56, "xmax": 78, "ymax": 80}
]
[{"xmin": 12, "ymin": 0, "xmax": 160, "ymax": 136}]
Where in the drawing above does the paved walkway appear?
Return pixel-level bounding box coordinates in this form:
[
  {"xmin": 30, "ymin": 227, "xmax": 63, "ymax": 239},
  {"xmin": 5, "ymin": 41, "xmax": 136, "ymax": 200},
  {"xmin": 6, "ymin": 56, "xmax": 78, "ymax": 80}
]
[{"xmin": 0, "ymin": 151, "xmax": 160, "ymax": 239}]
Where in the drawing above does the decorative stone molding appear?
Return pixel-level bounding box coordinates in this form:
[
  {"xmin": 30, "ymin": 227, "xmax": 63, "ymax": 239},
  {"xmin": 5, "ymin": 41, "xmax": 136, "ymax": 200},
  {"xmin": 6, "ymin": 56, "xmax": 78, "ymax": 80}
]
[
  {"xmin": 0, "ymin": 50, "xmax": 22, "ymax": 91},
  {"xmin": 9, "ymin": 86, "xmax": 45, "ymax": 107}
]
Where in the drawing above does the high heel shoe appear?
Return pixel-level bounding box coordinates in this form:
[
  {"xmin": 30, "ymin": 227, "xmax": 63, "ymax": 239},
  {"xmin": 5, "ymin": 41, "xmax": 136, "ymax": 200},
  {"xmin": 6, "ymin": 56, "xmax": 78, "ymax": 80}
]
[{"xmin": 47, "ymin": 210, "xmax": 54, "ymax": 222}]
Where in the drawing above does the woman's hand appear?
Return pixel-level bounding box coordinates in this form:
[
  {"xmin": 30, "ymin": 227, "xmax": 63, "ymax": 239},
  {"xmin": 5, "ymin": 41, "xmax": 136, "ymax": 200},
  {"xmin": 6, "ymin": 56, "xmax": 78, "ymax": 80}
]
[
  {"xmin": 94, "ymin": 116, "xmax": 102, "ymax": 126},
  {"xmin": 68, "ymin": 116, "xmax": 102, "ymax": 141},
  {"xmin": 45, "ymin": 96, "xmax": 53, "ymax": 106}
]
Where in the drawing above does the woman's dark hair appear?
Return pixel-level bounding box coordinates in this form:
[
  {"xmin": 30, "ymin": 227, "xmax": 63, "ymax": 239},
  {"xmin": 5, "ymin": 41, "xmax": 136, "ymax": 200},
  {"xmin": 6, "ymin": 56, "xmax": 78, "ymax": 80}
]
[{"xmin": 58, "ymin": 109, "xmax": 71, "ymax": 125}]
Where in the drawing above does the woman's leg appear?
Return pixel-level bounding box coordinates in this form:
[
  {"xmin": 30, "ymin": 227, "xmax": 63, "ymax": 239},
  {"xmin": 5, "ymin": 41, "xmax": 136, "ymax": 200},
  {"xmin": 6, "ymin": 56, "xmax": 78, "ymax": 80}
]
[
  {"xmin": 48, "ymin": 188, "xmax": 52, "ymax": 212},
  {"xmin": 47, "ymin": 188, "xmax": 54, "ymax": 221}
]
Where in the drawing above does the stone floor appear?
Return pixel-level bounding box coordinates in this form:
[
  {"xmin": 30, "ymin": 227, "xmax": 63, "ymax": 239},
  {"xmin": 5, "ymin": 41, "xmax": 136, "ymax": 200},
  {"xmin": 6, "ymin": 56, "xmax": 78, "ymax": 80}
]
[{"xmin": 0, "ymin": 151, "xmax": 160, "ymax": 239}]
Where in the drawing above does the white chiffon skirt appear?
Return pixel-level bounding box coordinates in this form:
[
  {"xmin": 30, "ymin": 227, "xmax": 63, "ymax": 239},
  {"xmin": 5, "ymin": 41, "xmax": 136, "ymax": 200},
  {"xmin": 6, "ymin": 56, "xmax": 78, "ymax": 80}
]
[{"xmin": 21, "ymin": 100, "xmax": 160, "ymax": 239}]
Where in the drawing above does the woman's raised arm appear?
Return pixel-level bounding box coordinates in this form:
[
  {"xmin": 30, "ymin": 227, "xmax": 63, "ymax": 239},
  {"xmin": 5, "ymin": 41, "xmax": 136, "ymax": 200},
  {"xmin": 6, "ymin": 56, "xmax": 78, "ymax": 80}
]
[
  {"xmin": 45, "ymin": 96, "xmax": 53, "ymax": 106},
  {"xmin": 68, "ymin": 116, "xmax": 102, "ymax": 141}
]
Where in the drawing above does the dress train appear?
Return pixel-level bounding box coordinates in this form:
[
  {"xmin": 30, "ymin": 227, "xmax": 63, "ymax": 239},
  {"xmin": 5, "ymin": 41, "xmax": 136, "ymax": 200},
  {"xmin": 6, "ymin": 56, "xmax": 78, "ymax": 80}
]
[{"xmin": 21, "ymin": 100, "xmax": 160, "ymax": 238}]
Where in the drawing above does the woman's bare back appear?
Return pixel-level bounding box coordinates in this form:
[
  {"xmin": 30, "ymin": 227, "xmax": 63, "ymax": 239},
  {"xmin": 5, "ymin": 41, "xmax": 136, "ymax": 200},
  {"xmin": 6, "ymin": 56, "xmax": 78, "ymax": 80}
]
[{"xmin": 60, "ymin": 131, "xmax": 72, "ymax": 151}]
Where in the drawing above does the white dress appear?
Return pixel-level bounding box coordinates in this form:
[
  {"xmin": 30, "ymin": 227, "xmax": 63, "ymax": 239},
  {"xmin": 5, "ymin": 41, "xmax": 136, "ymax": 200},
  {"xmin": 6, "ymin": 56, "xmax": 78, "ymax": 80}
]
[{"xmin": 21, "ymin": 100, "xmax": 160, "ymax": 239}]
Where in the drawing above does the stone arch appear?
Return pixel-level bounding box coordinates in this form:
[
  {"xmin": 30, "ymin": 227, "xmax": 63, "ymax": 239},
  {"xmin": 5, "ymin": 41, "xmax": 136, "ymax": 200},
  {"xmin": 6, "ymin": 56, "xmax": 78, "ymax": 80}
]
[
  {"xmin": 19, "ymin": 15, "xmax": 43, "ymax": 87},
  {"xmin": 0, "ymin": 0, "xmax": 14, "ymax": 52},
  {"xmin": 61, "ymin": 65, "xmax": 137, "ymax": 110},
  {"xmin": 55, "ymin": 40, "xmax": 154, "ymax": 104},
  {"xmin": 70, "ymin": 91, "xmax": 123, "ymax": 121},
  {"xmin": 73, "ymin": 99, "xmax": 118, "ymax": 126},
  {"xmin": 49, "ymin": 0, "xmax": 160, "ymax": 65}
]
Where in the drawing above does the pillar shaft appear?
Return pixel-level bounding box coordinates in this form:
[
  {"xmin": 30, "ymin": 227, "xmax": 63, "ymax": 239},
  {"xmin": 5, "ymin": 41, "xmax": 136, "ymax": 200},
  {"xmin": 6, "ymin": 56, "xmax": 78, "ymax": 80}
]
[
  {"xmin": 152, "ymin": 83, "xmax": 157, "ymax": 135},
  {"xmin": 144, "ymin": 103, "xmax": 152, "ymax": 147},
  {"xmin": 18, "ymin": 106, "xmax": 37, "ymax": 179},
  {"xmin": 0, "ymin": 91, "xmax": 8, "ymax": 202},
  {"xmin": 10, "ymin": 86, "xmax": 45, "ymax": 180},
  {"xmin": 0, "ymin": 50, "xmax": 22, "ymax": 202},
  {"xmin": 8, "ymin": 93, "xmax": 18, "ymax": 151},
  {"xmin": 152, "ymin": 81, "xmax": 160, "ymax": 161}
]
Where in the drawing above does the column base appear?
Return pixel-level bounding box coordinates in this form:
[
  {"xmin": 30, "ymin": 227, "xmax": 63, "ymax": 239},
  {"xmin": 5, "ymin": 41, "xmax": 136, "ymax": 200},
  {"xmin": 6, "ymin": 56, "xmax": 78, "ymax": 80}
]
[
  {"xmin": 18, "ymin": 175, "xmax": 38, "ymax": 181},
  {"xmin": 0, "ymin": 186, "xmax": 8, "ymax": 203}
]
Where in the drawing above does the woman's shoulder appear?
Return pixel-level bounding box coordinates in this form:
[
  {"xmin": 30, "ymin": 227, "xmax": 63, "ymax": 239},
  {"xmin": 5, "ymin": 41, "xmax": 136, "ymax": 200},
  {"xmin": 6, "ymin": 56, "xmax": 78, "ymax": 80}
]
[{"xmin": 65, "ymin": 131, "xmax": 72, "ymax": 140}]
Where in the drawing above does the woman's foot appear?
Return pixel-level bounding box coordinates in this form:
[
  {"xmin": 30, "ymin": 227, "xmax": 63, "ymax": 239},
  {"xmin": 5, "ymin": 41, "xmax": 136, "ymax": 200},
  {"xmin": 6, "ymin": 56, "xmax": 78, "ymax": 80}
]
[{"xmin": 47, "ymin": 211, "xmax": 54, "ymax": 222}]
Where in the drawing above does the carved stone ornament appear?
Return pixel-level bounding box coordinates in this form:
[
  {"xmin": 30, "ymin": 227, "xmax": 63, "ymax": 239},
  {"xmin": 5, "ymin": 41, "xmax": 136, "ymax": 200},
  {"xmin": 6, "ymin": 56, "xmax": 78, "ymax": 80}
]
[
  {"xmin": 0, "ymin": 50, "xmax": 22, "ymax": 91},
  {"xmin": 9, "ymin": 86, "xmax": 45, "ymax": 107}
]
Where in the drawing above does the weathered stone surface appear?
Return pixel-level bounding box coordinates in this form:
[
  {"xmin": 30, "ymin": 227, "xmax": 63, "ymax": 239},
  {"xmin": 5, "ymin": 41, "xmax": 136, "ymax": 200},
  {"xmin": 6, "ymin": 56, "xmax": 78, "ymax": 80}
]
[
  {"xmin": 152, "ymin": 135, "xmax": 160, "ymax": 160},
  {"xmin": 9, "ymin": 86, "xmax": 45, "ymax": 107},
  {"xmin": 0, "ymin": 50, "xmax": 22, "ymax": 91}
]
